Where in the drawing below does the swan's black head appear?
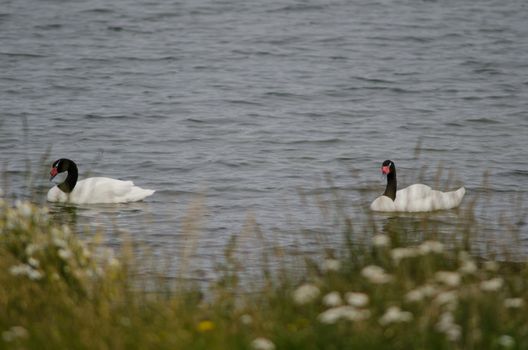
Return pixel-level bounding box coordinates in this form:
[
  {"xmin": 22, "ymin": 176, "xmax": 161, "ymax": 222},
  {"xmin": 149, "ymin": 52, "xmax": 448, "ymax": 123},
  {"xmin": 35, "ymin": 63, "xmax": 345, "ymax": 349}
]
[
  {"xmin": 50, "ymin": 158, "xmax": 78, "ymax": 193},
  {"xmin": 381, "ymin": 160, "xmax": 395, "ymax": 175},
  {"xmin": 50, "ymin": 158, "xmax": 73, "ymax": 180},
  {"xmin": 381, "ymin": 160, "xmax": 397, "ymax": 200}
]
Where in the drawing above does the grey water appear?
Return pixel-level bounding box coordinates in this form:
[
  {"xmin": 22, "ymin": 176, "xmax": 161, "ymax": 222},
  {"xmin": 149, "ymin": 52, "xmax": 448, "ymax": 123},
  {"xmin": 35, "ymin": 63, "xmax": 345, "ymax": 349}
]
[{"xmin": 1, "ymin": 0, "xmax": 527, "ymax": 278}]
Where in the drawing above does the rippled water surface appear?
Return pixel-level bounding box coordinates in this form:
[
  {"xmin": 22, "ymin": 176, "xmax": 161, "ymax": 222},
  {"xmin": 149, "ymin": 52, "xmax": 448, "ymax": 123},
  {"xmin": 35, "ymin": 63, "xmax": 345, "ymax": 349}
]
[{"xmin": 1, "ymin": 0, "xmax": 527, "ymax": 277}]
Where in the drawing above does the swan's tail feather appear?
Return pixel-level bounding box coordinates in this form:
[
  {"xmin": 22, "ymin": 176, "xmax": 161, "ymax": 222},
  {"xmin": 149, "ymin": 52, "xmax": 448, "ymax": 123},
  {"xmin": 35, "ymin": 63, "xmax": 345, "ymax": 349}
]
[
  {"xmin": 444, "ymin": 186, "xmax": 465, "ymax": 209},
  {"xmin": 124, "ymin": 187, "xmax": 155, "ymax": 203}
]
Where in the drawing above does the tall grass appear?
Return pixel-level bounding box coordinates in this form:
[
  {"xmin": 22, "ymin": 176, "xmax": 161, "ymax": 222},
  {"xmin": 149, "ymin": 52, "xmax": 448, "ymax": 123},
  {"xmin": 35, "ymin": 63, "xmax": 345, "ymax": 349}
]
[{"xmin": 0, "ymin": 185, "xmax": 527, "ymax": 349}]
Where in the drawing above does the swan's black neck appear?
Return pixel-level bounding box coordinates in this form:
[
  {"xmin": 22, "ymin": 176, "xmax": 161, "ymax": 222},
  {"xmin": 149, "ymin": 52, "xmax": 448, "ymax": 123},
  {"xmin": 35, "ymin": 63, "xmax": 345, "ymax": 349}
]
[
  {"xmin": 383, "ymin": 168, "xmax": 397, "ymax": 201},
  {"xmin": 58, "ymin": 161, "xmax": 78, "ymax": 193}
]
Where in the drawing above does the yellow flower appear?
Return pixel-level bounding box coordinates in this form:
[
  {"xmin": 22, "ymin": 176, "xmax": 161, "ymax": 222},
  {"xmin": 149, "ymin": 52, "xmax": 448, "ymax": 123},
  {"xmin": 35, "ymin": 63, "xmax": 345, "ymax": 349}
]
[{"xmin": 197, "ymin": 320, "xmax": 215, "ymax": 332}]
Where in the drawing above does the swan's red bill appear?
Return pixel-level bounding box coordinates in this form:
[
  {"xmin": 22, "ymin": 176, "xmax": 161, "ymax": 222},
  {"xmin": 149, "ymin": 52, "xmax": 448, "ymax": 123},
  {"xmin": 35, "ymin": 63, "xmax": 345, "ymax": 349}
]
[
  {"xmin": 50, "ymin": 167, "xmax": 58, "ymax": 178},
  {"xmin": 381, "ymin": 166, "xmax": 390, "ymax": 174}
]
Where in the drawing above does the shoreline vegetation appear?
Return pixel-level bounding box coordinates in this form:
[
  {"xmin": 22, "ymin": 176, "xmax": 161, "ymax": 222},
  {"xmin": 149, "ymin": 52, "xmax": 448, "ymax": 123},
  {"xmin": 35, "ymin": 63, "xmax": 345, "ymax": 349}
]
[{"xmin": 1, "ymin": 192, "xmax": 527, "ymax": 350}]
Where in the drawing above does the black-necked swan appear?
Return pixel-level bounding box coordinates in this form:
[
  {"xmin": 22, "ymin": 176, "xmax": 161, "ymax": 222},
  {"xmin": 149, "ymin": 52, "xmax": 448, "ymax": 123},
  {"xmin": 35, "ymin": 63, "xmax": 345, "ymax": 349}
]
[
  {"xmin": 370, "ymin": 160, "xmax": 465, "ymax": 212},
  {"xmin": 47, "ymin": 158, "xmax": 155, "ymax": 204}
]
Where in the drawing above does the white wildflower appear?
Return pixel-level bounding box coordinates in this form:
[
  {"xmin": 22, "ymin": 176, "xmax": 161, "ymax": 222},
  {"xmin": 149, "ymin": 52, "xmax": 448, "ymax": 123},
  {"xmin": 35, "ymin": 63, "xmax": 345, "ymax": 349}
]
[
  {"xmin": 53, "ymin": 237, "xmax": 67, "ymax": 249},
  {"xmin": 58, "ymin": 248, "xmax": 72, "ymax": 260},
  {"xmin": 459, "ymin": 260, "xmax": 478, "ymax": 275},
  {"xmin": 372, "ymin": 234, "xmax": 390, "ymax": 248},
  {"xmin": 61, "ymin": 224, "xmax": 71, "ymax": 236},
  {"xmin": 51, "ymin": 227, "xmax": 61, "ymax": 238},
  {"xmin": 436, "ymin": 312, "xmax": 454, "ymax": 328},
  {"xmin": 340, "ymin": 307, "xmax": 370, "ymax": 322},
  {"xmin": 480, "ymin": 277, "xmax": 504, "ymax": 292},
  {"xmin": 504, "ymin": 298, "xmax": 524, "ymax": 308},
  {"xmin": 322, "ymin": 259, "xmax": 341, "ymax": 272},
  {"xmin": 108, "ymin": 257, "xmax": 121, "ymax": 268},
  {"xmin": 345, "ymin": 292, "xmax": 369, "ymax": 307},
  {"xmin": 28, "ymin": 257, "xmax": 40, "ymax": 268},
  {"xmin": 418, "ymin": 241, "xmax": 444, "ymax": 255},
  {"xmin": 406, "ymin": 284, "xmax": 437, "ymax": 303},
  {"xmin": 458, "ymin": 251, "xmax": 478, "ymax": 274},
  {"xmin": 405, "ymin": 289, "xmax": 425, "ymax": 303},
  {"xmin": 10, "ymin": 263, "xmax": 43, "ymax": 281},
  {"xmin": 9, "ymin": 264, "xmax": 31, "ymax": 276},
  {"xmin": 2, "ymin": 326, "xmax": 28, "ymax": 342},
  {"xmin": 446, "ymin": 326, "xmax": 462, "ymax": 342},
  {"xmin": 81, "ymin": 246, "xmax": 92, "ymax": 259},
  {"xmin": 422, "ymin": 284, "xmax": 437, "ymax": 296},
  {"xmin": 251, "ymin": 337, "xmax": 275, "ymax": 350},
  {"xmin": 405, "ymin": 288, "xmax": 427, "ymax": 302},
  {"xmin": 25, "ymin": 244, "xmax": 39, "ymax": 256},
  {"xmin": 391, "ymin": 247, "xmax": 419, "ymax": 263},
  {"xmin": 318, "ymin": 306, "xmax": 370, "ymax": 324},
  {"xmin": 435, "ymin": 271, "xmax": 461, "ymax": 287},
  {"xmin": 483, "ymin": 260, "xmax": 499, "ymax": 272},
  {"xmin": 240, "ymin": 314, "xmax": 253, "ymax": 325},
  {"xmin": 28, "ymin": 269, "xmax": 42, "ymax": 280},
  {"xmin": 292, "ymin": 283, "xmax": 320, "ymax": 305},
  {"xmin": 318, "ymin": 307, "xmax": 343, "ymax": 324},
  {"xmin": 15, "ymin": 200, "xmax": 32, "ymax": 217},
  {"xmin": 433, "ymin": 291, "xmax": 458, "ymax": 307},
  {"xmin": 361, "ymin": 265, "xmax": 393, "ymax": 284},
  {"xmin": 379, "ymin": 306, "xmax": 413, "ymax": 326},
  {"xmin": 4, "ymin": 216, "xmax": 14, "ymax": 230},
  {"xmin": 436, "ymin": 312, "xmax": 461, "ymax": 342},
  {"xmin": 323, "ymin": 292, "xmax": 343, "ymax": 307},
  {"xmin": 497, "ymin": 335, "xmax": 515, "ymax": 348}
]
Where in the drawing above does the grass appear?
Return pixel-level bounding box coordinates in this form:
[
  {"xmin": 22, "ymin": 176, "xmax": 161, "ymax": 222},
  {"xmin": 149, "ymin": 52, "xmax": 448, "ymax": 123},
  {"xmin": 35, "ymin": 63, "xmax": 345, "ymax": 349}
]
[{"xmin": 0, "ymin": 191, "xmax": 527, "ymax": 350}]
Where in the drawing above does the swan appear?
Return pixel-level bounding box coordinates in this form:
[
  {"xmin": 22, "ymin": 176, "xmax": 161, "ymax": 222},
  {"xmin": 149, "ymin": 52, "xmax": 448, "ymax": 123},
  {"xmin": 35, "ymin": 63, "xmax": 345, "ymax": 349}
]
[
  {"xmin": 370, "ymin": 160, "xmax": 465, "ymax": 212},
  {"xmin": 47, "ymin": 158, "xmax": 155, "ymax": 204}
]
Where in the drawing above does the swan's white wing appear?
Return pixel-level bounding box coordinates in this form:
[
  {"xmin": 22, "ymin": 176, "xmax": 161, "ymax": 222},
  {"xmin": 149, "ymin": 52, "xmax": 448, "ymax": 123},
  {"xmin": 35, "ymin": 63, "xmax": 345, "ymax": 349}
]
[
  {"xmin": 394, "ymin": 184, "xmax": 433, "ymax": 211},
  {"xmin": 394, "ymin": 184, "xmax": 465, "ymax": 212}
]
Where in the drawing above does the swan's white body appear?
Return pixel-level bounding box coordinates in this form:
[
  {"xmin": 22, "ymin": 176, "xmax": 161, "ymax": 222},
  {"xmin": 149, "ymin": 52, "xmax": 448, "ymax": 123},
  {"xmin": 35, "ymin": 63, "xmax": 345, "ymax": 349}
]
[
  {"xmin": 370, "ymin": 184, "xmax": 465, "ymax": 212},
  {"xmin": 47, "ymin": 177, "xmax": 155, "ymax": 204}
]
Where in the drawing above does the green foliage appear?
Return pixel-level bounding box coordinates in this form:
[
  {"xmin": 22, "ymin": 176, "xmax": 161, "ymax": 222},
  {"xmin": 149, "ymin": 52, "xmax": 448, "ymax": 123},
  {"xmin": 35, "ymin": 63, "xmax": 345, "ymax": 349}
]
[{"xmin": 1, "ymin": 197, "xmax": 527, "ymax": 350}]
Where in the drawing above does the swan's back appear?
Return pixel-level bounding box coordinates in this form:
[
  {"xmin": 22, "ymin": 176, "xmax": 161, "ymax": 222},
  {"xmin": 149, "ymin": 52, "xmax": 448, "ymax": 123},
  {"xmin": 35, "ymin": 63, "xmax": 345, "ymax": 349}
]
[
  {"xmin": 394, "ymin": 185, "xmax": 465, "ymax": 212},
  {"xmin": 371, "ymin": 185, "xmax": 465, "ymax": 212},
  {"xmin": 47, "ymin": 177, "xmax": 155, "ymax": 204}
]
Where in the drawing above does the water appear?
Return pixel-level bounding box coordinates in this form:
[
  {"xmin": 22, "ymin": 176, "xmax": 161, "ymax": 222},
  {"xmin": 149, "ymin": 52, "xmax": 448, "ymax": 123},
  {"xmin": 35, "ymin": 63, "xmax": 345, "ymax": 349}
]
[{"xmin": 1, "ymin": 0, "xmax": 527, "ymax": 278}]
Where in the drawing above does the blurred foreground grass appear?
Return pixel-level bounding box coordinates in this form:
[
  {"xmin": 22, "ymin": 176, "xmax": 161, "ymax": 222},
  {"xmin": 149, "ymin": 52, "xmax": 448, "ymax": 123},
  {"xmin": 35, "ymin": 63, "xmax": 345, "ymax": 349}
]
[{"xmin": 0, "ymin": 194, "xmax": 527, "ymax": 350}]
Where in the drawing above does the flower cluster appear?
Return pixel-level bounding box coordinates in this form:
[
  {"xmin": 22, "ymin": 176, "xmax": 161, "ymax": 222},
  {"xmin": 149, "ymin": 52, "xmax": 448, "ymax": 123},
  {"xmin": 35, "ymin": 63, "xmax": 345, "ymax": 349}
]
[
  {"xmin": 251, "ymin": 337, "xmax": 275, "ymax": 350},
  {"xmin": 389, "ymin": 241, "xmax": 444, "ymax": 264},
  {"xmin": 361, "ymin": 265, "xmax": 393, "ymax": 284},
  {"xmin": 292, "ymin": 283, "xmax": 320, "ymax": 305},
  {"xmin": 1, "ymin": 199, "xmax": 118, "ymax": 294},
  {"xmin": 318, "ymin": 291, "xmax": 371, "ymax": 324},
  {"xmin": 435, "ymin": 312, "xmax": 461, "ymax": 341},
  {"xmin": 379, "ymin": 306, "xmax": 413, "ymax": 326},
  {"xmin": 304, "ymin": 233, "xmax": 527, "ymax": 346}
]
